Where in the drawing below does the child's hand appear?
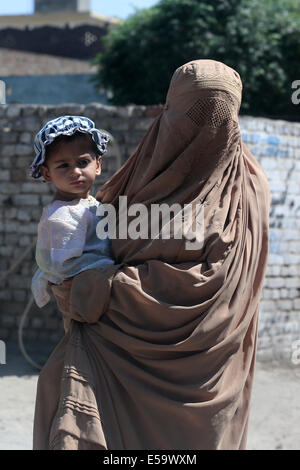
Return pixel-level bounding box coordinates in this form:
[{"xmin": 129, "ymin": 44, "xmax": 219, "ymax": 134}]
[{"xmin": 61, "ymin": 278, "xmax": 73, "ymax": 287}]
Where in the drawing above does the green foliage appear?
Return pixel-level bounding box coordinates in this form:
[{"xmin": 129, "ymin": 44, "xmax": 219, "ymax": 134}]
[{"xmin": 93, "ymin": 0, "xmax": 300, "ymax": 119}]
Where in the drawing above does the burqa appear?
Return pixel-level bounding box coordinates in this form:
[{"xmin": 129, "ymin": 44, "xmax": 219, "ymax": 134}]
[{"xmin": 33, "ymin": 59, "xmax": 270, "ymax": 450}]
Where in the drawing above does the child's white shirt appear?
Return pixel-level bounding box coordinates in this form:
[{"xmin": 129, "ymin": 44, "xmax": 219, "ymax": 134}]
[{"xmin": 31, "ymin": 195, "xmax": 114, "ymax": 308}]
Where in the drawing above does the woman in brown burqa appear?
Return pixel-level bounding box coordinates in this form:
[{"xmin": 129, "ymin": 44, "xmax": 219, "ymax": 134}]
[{"xmin": 33, "ymin": 59, "xmax": 270, "ymax": 450}]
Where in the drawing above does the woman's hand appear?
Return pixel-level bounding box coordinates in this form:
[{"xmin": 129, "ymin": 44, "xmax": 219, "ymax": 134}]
[
  {"xmin": 50, "ymin": 266, "xmax": 120, "ymax": 324},
  {"xmin": 49, "ymin": 280, "xmax": 72, "ymax": 316},
  {"xmin": 48, "ymin": 278, "xmax": 73, "ymax": 311},
  {"xmin": 60, "ymin": 278, "xmax": 73, "ymax": 288},
  {"xmin": 48, "ymin": 278, "xmax": 84, "ymax": 332}
]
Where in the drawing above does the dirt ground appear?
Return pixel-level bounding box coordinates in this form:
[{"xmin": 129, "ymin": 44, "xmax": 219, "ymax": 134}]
[{"xmin": 0, "ymin": 342, "xmax": 299, "ymax": 450}]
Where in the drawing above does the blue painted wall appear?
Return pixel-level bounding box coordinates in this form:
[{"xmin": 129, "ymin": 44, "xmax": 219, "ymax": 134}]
[{"xmin": 0, "ymin": 74, "xmax": 108, "ymax": 105}]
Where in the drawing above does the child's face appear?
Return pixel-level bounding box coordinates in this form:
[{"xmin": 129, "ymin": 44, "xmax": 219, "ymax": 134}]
[{"xmin": 40, "ymin": 138, "xmax": 101, "ymax": 199}]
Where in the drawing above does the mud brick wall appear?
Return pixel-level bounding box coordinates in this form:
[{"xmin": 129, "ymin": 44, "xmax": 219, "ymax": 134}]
[{"xmin": 0, "ymin": 104, "xmax": 299, "ymax": 363}]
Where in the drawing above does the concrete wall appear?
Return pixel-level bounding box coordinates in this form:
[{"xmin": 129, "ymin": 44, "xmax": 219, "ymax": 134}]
[{"xmin": 0, "ymin": 103, "xmax": 299, "ymax": 363}]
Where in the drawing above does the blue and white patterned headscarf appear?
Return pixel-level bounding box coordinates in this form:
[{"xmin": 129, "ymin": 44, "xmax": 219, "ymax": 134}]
[{"xmin": 29, "ymin": 115, "xmax": 110, "ymax": 179}]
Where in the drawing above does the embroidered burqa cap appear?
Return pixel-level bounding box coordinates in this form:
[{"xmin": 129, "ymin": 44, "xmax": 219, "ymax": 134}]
[
  {"xmin": 29, "ymin": 115, "xmax": 109, "ymax": 179},
  {"xmin": 33, "ymin": 60, "xmax": 270, "ymax": 450}
]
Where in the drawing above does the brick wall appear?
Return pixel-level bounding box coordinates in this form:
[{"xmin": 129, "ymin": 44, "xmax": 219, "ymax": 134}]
[
  {"xmin": 0, "ymin": 104, "xmax": 299, "ymax": 363},
  {"xmin": 239, "ymin": 117, "xmax": 300, "ymax": 362}
]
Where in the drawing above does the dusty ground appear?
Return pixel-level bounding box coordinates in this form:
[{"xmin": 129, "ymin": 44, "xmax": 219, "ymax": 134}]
[{"xmin": 0, "ymin": 342, "xmax": 300, "ymax": 450}]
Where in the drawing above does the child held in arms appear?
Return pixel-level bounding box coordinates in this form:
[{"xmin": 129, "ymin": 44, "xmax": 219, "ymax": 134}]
[{"xmin": 29, "ymin": 116, "xmax": 115, "ymax": 319}]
